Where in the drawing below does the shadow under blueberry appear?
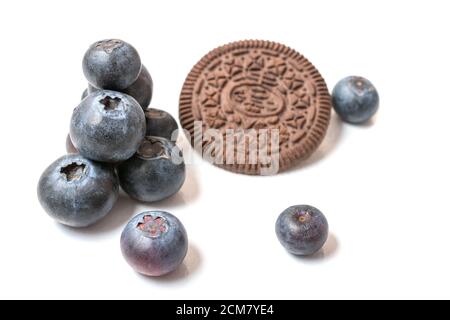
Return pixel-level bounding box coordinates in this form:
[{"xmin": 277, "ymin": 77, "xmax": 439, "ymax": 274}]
[
  {"xmin": 290, "ymin": 233, "xmax": 339, "ymax": 262},
  {"xmin": 137, "ymin": 243, "xmax": 202, "ymax": 283},
  {"xmin": 57, "ymin": 192, "xmax": 137, "ymax": 236},
  {"xmin": 282, "ymin": 112, "xmax": 344, "ymax": 173}
]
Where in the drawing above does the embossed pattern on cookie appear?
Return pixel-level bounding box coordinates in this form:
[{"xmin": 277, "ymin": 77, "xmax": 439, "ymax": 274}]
[{"xmin": 179, "ymin": 40, "xmax": 331, "ymax": 175}]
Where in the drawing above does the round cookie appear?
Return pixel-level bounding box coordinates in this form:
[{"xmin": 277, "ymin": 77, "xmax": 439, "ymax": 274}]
[{"xmin": 179, "ymin": 40, "xmax": 331, "ymax": 175}]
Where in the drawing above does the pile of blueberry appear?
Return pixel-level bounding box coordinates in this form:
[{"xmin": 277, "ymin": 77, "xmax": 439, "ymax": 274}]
[{"xmin": 38, "ymin": 39, "xmax": 187, "ymax": 276}]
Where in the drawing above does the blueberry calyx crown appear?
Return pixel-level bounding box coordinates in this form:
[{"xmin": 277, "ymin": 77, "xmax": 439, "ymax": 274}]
[
  {"xmin": 137, "ymin": 138, "xmax": 170, "ymax": 160},
  {"xmin": 60, "ymin": 162, "xmax": 86, "ymax": 182},
  {"xmin": 145, "ymin": 109, "xmax": 166, "ymax": 119},
  {"xmin": 136, "ymin": 214, "xmax": 169, "ymax": 238},
  {"xmin": 350, "ymin": 77, "xmax": 371, "ymax": 95},
  {"xmin": 295, "ymin": 209, "xmax": 312, "ymax": 223},
  {"xmin": 354, "ymin": 79, "xmax": 364, "ymax": 88},
  {"xmin": 95, "ymin": 39, "xmax": 123, "ymax": 54},
  {"xmin": 100, "ymin": 96, "xmax": 121, "ymax": 111}
]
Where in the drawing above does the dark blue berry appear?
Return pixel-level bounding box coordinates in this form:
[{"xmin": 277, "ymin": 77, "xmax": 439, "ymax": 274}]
[
  {"xmin": 332, "ymin": 76, "xmax": 379, "ymax": 124},
  {"xmin": 89, "ymin": 65, "xmax": 153, "ymax": 110},
  {"xmin": 82, "ymin": 39, "xmax": 141, "ymax": 90},
  {"xmin": 145, "ymin": 108, "xmax": 179, "ymax": 141},
  {"xmin": 121, "ymin": 211, "xmax": 188, "ymax": 276},
  {"xmin": 70, "ymin": 90, "xmax": 146, "ymax": 163},
  {"xmin": 117, "ymin": 136, "xmax": 185, "ymax": 202},
  {"xmin": 37, "ymin": 154, "xmax": 119, "ymax": 227},
  {"xmin": 276, "ymin": 205, "xmax": 328, "ymax": 256}
]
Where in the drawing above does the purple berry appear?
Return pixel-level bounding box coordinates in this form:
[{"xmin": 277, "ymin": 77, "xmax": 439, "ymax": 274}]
[
  {"xmin": 121, "ymin": 211, "xmax": 188, "ymax": 276},
  {"xmin": 276, "ymin": 205, "xmax": 328, "ymax": 256}
]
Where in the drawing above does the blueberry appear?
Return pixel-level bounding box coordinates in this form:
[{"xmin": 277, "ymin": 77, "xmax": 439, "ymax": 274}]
[
  {"xmin": 88, "ymin": 65, "xmax": 153, "ymax": 110},
  {"xmin": 332, "ymin": 76, "xmax": 379, "ymax": 124},
  {"xmin": 145, "ymin": 108, "xmax": 179, "ymax": 141},
  {"xmin": 70, "ymin": 90, "xmax": 146, "ymax": 163},
  {"xmin": 117, "ymin": 136, "xmax": 185, "ymax": 202},
  {"xmin": 37, "ymin": 154, "xmax": 119, "ymax": 227},
  {"xmin": 82, "ymin": 39, "xmax": 141, "ymax": 90},
  {"xmin": 275, "ymin": 205, "xmax": 328, "ymax": 256},
  {"xmin": 81, "ymin": 88, "xmax": 88, "ymax": 100},
  {"xmin": 121, "ymin": 211, "xmax": 188, "ymax": 276}
]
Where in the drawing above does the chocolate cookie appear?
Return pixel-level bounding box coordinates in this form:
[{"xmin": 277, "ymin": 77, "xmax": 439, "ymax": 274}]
[{"xmin": 179, "ymin": 40, "xmax": 331, "ymax": 175}]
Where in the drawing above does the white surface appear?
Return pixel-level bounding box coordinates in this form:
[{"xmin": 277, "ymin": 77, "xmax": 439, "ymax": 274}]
[{"xmin": 1, "ymin": 0, "xmax": 449, "ymax": 299}]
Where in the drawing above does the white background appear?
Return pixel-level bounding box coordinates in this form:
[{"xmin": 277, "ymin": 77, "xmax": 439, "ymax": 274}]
[{"xmin": 0, "ymin": 0, "xmax": 449, "ymax": 299}]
